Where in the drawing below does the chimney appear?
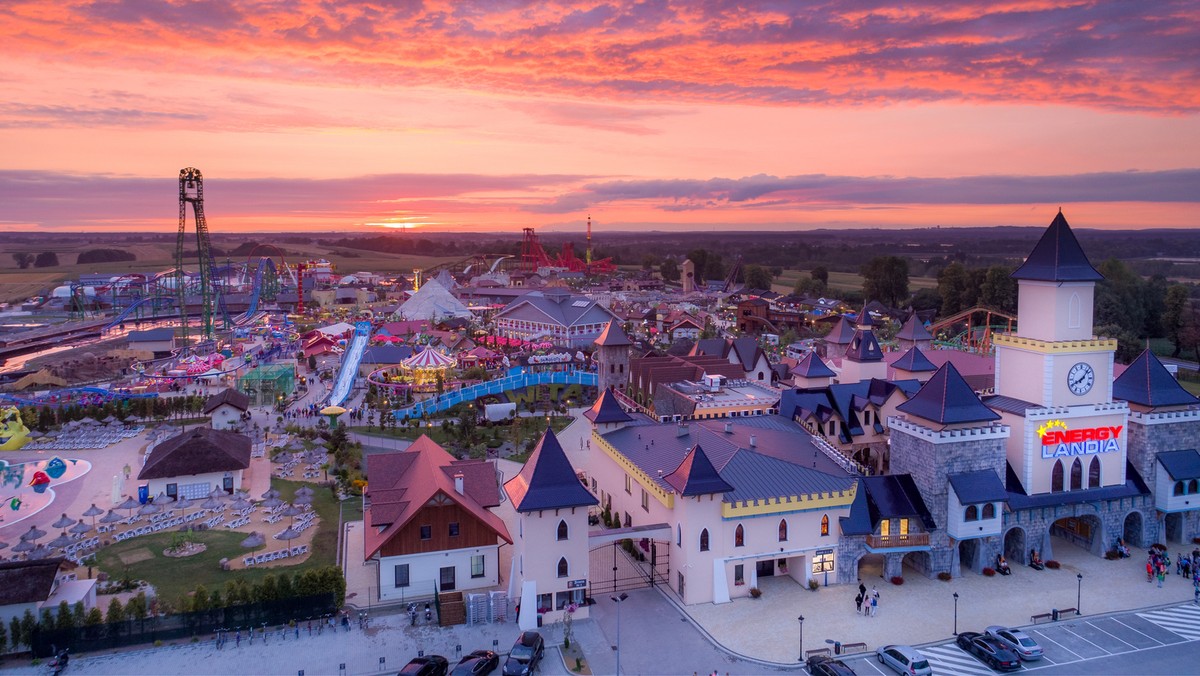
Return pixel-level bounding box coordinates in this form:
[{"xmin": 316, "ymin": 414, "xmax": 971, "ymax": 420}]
[
  {"xmin": 724, "ymin": 422, "xmax": 733, "ymax": 434},
  {"xmin": 749, "ymin": 435, "xmax": 757, "ymax": 448},
  {"xmin": 453, "ymin": 473, "xmax": 464, "ymax": 495},
  {"xmin": 676, "ymin": 423, "xmax": 690, "ymax": 437}
]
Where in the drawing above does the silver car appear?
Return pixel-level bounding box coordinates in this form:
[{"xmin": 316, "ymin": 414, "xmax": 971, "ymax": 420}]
[
  {"xmin": 875, "ymin": 644, "xmax": 933, "ymax": 675},
  {"xmin": 986, "ymin": 625, "xmax": 1045, "ymax": 660}
]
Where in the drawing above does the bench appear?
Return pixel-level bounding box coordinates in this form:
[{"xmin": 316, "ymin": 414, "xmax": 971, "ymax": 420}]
[
  {"xmin": 805, "ymin": 648, "xmax": 831, "ymax": 659},
  {"xmin": 1030, "ymin": 612, "xmax": 1054, "ymax": 624},
  {"xmin": 841, "ymin": 643, "xmax": 869, "ymax": 654},
  {"xmin": 1058, "ymin": 607, "xmax": 1078, "ymax": 616}
]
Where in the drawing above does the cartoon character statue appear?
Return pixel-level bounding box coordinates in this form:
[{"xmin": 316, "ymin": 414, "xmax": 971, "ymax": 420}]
[
  {"xmin": 9, "ymin": 496, "xmax": 21, "ymax": 511},
  {"xmin": 0, "ymin": 407, "xmax": 31, "ymax": 451},
  {"xmin": 29, "ymin": 471, "xmax": 50, "ymax": 494},
  {"xmin": 44, "ymin": 457, "xmax": 67, "ymax": 479}
]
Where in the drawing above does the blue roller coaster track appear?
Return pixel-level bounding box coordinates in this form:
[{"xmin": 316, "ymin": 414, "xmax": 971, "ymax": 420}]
[{"xmin": 103, "ymin": 296, "xmax": 177, "ymax": 331}]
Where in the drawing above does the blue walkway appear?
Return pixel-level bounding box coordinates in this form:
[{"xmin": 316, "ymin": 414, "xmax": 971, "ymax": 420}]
[{"xmin": 392, "ymin": 367, "xmax": 597, "ymax": 419}]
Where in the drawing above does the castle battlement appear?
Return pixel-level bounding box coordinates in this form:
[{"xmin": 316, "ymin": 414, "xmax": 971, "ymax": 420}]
[
  {"xmin": 1129, "ymin": 407, "xmax": 1200, "ymax": 425},
  {"xmin": 887, "ymin": 416, "xmax": 1010, "ymax": 444}
]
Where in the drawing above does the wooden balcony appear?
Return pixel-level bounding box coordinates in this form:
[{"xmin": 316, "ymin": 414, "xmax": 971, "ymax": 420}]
[{"xmin": 866, "ymin": 532, "xmax": 930, "ymax": 549}]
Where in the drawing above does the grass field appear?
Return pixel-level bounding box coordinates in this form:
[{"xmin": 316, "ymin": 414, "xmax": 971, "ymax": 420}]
[
  {"xmin": 93, "ymin": 479, "xmax": 345, "ymax": 605},
  {"xmin": 771, "ymin": 268, "xmax": 938, "ymax": 296}
]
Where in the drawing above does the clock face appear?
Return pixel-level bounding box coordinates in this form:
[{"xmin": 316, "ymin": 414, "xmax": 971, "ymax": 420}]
[{"xmin": 1067, "ymin": 362, "xmax": 1095, "ymax": 395}]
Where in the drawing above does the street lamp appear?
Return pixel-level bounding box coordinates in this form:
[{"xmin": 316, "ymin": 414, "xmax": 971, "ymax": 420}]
[
  {"xmin": 611, "ymin": 593, "xmax": 629, "ymax": 675},
  {"xmin": 953, "ymin": 592, "xmax": 959, "ymax": 636},
  {"xmin": 1076, "ymin": 573, "xmax": 1083, "ymax": 615},
  {"xmin": 797, "ymin": 616, "xmax": 805, "ymax": 662}
]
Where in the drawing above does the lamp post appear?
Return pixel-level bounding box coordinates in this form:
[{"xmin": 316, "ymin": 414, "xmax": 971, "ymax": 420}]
[
  {"xmin": 797, "ymin": 616, "xmax": 805, "ymax": 662},
  {"xmin": 1076, "ymin": 573, "xmax": 1083, "ymax": 615},
  {"xmin": 611, "ymin": 593, "xmax": 628, "ymax": 674},
  {"xmin": 953, "ymin": 592, "xmax": 959, "ymax": 636}
]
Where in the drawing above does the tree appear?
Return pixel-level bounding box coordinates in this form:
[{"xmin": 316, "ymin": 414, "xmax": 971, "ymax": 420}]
[
  {"xmin": 743, "ymin": 265, "xmax": 774, "ymax": 291},
  {"xmin": 9, "ymin": 616, "xmax": 20, "ymax": 651},
  {"xmin": 659, "ymin": 258, "xmax": 680, "ymax": 282},
  {"xmin": 793, "ymin": 275, "xmax": 825, "ymax": 297},
  {"xmin": 979, "ymin": 265, "xmax": 1017, "ymax": 314},
  {"xmin": 861, "ymin": 256, "xmax": 910, "ymax": 308},
  {"xmin": 0, "ymin": 617, "xmax": 7, "ymax": 654},
  {"xmin": 1163, "ymin": 285, "xmax": 1191, "ymax": 357},
  {"xmin": 73, "ymin": 601, "xmax": 86, "ymax": 627},
  {"xmin": 106, "ymin": 597, "xmax": 125, "ymax": 626},
  {"xmin": 85, "ymin": 607, "xmax": 103, "ymax": 627},
  {"xmin": 56, "ymin": 600, "xmax": 74, "ymax": 631},
  {"xmin": 34, "ymin": 252, "xmax": 59, "ymax": 268},
  {"xmin": 937, "ymin": 262, "xmax": 971, "ymax": 316},
  {"xmin": 910, "ymin": 288, "xmax": 942, "ymax": 314},
  {"xmin": 11, "ymin": 253, "xmax": 33, "ymax": 269},
  {"xmin": 810, "ymin": 266, "xmax": 829, "ymax": 285}
]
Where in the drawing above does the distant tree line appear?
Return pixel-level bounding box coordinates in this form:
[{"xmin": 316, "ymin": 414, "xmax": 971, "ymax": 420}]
[
  {"xmin": 10, "ymin": 252, "xmax": 58, "ymax": 268},
  {"xmin": 77, "ymin": 249, "xmax": 137, "ymax": 264}
]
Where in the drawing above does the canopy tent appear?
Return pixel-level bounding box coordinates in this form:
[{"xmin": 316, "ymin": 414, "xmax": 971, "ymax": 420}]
[{"xmin": 392, "ymin": 278, "xmax": 472, "ymax": 321}]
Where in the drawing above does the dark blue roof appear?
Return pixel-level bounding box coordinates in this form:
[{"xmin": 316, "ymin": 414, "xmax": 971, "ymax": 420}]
[
  {"xmin": 505, "ymin": 428, "xmax": 597, "ymax": 512},
  {"xmin": 845, "ymin": 329, "xmax": 883, "ymax": 362},
  {"xmin": 860, "ymin": 474, "xmax": 936, "ymax": 530},
  {"xmin": 664, "ymin": 445, "xmax": 734, "ymax": 496},
  {"xmin": 948, "ymin": 470, "xmax": 1008, "ymax": 504},
  {"xmin": 892, "ymin": 346, "xmax": 937, "ymax": 373},
  {"xmin": 783, "ymin": 379, "xmax": 922, "ymax": 444},
  {"xmin": 839, "ymin": 483, "xmax": 873, "ymax": 536},
  {"xmin": 897, "ymin": 362, "xmax": 1001, "ymax": 425},
  {"xmin": 584, "ymin": 387, "xmax": 634, "ymax": 424},
  {"xmin": 1112, "ymin": 349, "xmax": 1200, "ymax": 408},
  {"xmin": 1158, "ymin": 450, "xmax": 1200, "ymax": 481},
  {"xmin": 896, "ymin": 314, "xmax": 933, "ymax": 342},
  {"xmin": 1011, "ymin": 211, "xmax": 1103, "ymax": 282},
  {"xmin": 794, "ymin": 352, "xmax": 836, "ymax": 379},
  {"xmin": 982, "ymin": 394, "xmax": 1037, "ymax": 415},
  {"xmin": 1004, "ymin": 461, "xmax": 1149, "ymax": 509}
]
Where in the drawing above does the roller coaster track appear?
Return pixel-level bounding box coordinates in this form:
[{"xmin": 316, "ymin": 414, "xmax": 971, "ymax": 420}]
[
  {"xmin": 103, "ymin": 296, "xmax": 177, "ymax": 331},
  {"xmin": 390, "ymin": 367, "xmax": 597, "ymax": 420},
  {"xmin": 233, "ymin": 257, "xmax": 277, "ymax": 326}
]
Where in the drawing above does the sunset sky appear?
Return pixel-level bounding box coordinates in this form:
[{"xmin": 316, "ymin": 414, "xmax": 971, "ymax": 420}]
[{"xmin": 1, "ymin": 1, "xmax": 1198, "ymax": 233}]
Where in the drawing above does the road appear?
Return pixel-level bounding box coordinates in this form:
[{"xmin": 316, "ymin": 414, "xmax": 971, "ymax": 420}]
[{"xmin": 840, "ymin": 602, "xmax": 1200, "ymax": 675}]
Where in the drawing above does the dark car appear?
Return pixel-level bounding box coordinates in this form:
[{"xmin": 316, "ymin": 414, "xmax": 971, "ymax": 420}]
[
  {"xmin": 452, "ymin": 650, "xmax": 499, "ymax": 676},
  {"xmin": 399, "ymin": 655, "xmax": 449, "ymax": 676},
  {"xmin": 502, "ymin": 631, "xmax": 545, "ymax": 676},
  {"xmin": 806, "ymin": 654, "xmax": 857, "ymax": 676},
  {"xmin": 956, "ymin": 631, "xmax": 1021, "ymax": 671}
]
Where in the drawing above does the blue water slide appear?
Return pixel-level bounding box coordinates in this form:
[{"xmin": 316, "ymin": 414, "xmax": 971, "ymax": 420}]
[
  {"xmin": 327, "ymin": 322, "xmax": 372, "ymax": 407},
  {"xmin": 103, "ymin": 296, "xmax": 176, "ymax": 331},
  {"xmin": 391, "ymin": 367, "xmax": 597, "ymax": 419}
]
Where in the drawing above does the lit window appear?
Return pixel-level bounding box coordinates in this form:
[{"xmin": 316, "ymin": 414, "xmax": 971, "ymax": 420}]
[
  {"xmin": 735, "ymin": 524, "xmax": 745, "ymax": 547},
  {"xmin": 820, "ymin": 514, "xmax": 830, "ymax": 536},
  {"xmin": 778, "ymin": 519, "xmax": 788, "ymax": 542},
  {"xmin": 699, "ymin": 529, "xmax": 709, "ymax": 552}
]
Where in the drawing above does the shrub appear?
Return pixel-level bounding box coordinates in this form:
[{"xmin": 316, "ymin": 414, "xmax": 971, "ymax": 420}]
[
  {"xmin": 982, "ymin": 567, "xmax": 996, "ymax": 577},
  {"xmin": 808, "ymin": 579, "xmax": 820, "ymax": 591},
  {"xmin": 890, "ymin": 576, "xmax": 904, "ymax": 585},
  {"xmin": 937, "ymin": 571, "xmax": 952, "ymax": 581},
  {"xmin": 749, "ymin": 587, "xmax": 762, "ymax": 598},
  {"xmin": 1045, "ymin": 560, "xmax": 1061, "ymax": 569}
]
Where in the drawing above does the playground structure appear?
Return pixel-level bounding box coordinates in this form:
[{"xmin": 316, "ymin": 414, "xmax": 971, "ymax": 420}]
[
  {"xmin": 928, "ymin": 305, "xmax": 1017, "ymax": 355},
  {"xmin": 326, "ymin": 322, "xmax": 371, "ymax": 407},
  {"xmin": 520, "ymin": 222, "xmax": 616, "ymax": 274},
  {"xmin": 175, "ymin": 167, "xmax": 232, "ymax": 342}
]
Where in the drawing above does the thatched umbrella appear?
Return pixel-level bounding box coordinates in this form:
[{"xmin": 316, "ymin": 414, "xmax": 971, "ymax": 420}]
[
  {"xmin": 232, "ymin": 490, "xmax": 251, "ymax": 501},
  {"xmin": 292, "ymin": 493, "xmax": 313, "ymax": 506},
  {"xmin": 201, "ymin": 496, "xmax": 225, "ymax": 511},
  {"xmin": 274, "ymin": 526, "xmax": 301, "ymax": 541},
  {"xmin": 281, "ymin": 504, "xmax": 305, "ymax": 527},
  {"xmin": 261, "ymin": 488, "xmax": 281, "ymax": 500},
  {"xmin": 117, "ymin": 496, "xmax": 140, "ymax": 517},
  {"xmin": 174, "ymin": 495, "xmax": 193, "ymax": 521},
  {"xmin": 82, "ymin": 503, "xmax": 104, "ymax": 531},
  {"xmin": 262, "ymin": 496, "xmax": 284, "ymax": 510},
  {"xmin": 240, "ymin": 532, "xmax": 266, "ymax": 549},
  {"xmin": 48, "ymin": 532, "xmax": 75, "ymax": 550},
  {"xmin": 20, "ymin": 525, "xmax": 46, "ymax": 542},
  {"xmin": 138, "ymin": 501, "xmax": 162, "ymax": 516},
  {"xmin": 27, "ymin": 545, "xmax": 52, "ymax": 560},
  {"xmin": 295, "ymin": 485, "xmax": 315, "ymax": 498},
  {"xmin": 0, "ymin": 541, "xmax": 8, "ymax": 551},
  {"xmin": 12, "ymin": 540, "xmax": 34, "ymax": 553},
  {"xmin": 155, "ymin": 492, "xmax": 175, "ymax": 505},
  {"xmin": 69, "ymin": 522, "xmax": 91, "ymax": 536},
  {"xmin": 99, "ymin": 510, "xmax": 123, "ymax": 525},
  {"xmin": 52, "ymin": 513, "xmax": 77, "ymax": 529},
  {"xmin": 229, "ymin": 497, "xmax": 252, "ymax": 511}
]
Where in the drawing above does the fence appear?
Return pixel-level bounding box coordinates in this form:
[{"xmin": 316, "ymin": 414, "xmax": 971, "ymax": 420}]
[{"xmin": 29, "ymin": 593, "xmax": 337, "ymax": 658}]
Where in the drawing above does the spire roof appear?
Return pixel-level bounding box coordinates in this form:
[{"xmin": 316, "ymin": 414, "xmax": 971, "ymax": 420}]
[
  {"xmin": 504, "ymin": 428, "xmax": 598, "ymax": 512},
  {"xmin": 1011, "ymin": 211, "xmax": 1103, "ymax": 282},
  {"xmin": 584, "ymin": 387, "xmax": 634, "ymax": 424},
  {"xmin": 824, "ymin": 316, "xmax": 856, "ymax": 344},
  {"xmin": 845, "ymin": 329, "xmax": 883, "ymax": 362},
  {"xmin": 896, "ymin": 362, "xmax": 1001, "ymax": 425},
  {"xmin": 664, "ymin": 444, "xmax": 734, "ymax": 497},
  {"xmin": 1113, "ymin": 349, "xmax": 1200, "ymax": 408},
  {"xmin": 896, "ymin": 314, "xmax": 933, "ymax": 342},
  {"xmin": 892, "ymin": 346, "xmax": 938, "ymax": 373},
  {"xmin": 794, "ymin": 352, "xmax": 836, "ymax": 379},
  {"xmin": 594, "ymin": 320, "xmax": 633, "ymax": 347}
]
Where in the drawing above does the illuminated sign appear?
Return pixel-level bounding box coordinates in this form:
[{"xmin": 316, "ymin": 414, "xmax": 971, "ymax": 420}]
[
  {"xmin": 528, "ymin": 353, "xmax": 573, "ymax": 364},
  {"xmin": 1038, "ymin": 420, "xmax": 1122, "ymax": 459}
]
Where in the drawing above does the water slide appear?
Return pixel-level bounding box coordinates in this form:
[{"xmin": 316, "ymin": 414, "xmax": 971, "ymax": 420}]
[
  {"xmin": 390, "ymin": 367, "xmax": 597, "ymax": 420},
  {"xmin": 327, "ymin": 322, "xmax": 371, "ymax": 407},
  {"xmin": 103, "ymin": 296, "xmax": 176, "ymax": 331}
]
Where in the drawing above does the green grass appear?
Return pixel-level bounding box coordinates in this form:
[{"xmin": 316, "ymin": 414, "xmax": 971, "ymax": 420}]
[
  {"xmin": 1182, "ymin": 380, "xmax": 1200, "ymax": 396},
  {"xmin": 93, "ymin": 479, "xmax": 341, "ymax": 606},
  {"xmin": 770, "ymin": 268, "xmax": 937, "ymax": 296}
]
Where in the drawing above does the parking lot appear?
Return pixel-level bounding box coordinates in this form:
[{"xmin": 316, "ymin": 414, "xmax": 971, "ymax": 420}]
[{"xmin": 839, "ymin": 602, "xmax": 1200, "ymax": 675}]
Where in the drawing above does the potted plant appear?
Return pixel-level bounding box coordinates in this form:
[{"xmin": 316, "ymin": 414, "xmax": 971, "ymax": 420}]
[
  {"xmin": 808, "ymin": 579, "xmax": 820, "ymax": 591},
  {"xmin": 749, "ymin": 587, "xmax": 762, "ymax": 599}
]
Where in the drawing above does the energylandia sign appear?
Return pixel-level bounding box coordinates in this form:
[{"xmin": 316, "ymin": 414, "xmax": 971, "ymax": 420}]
[{"xmin": 1038, "ymin": 420, "xmax": 1122, "ymax": 459}]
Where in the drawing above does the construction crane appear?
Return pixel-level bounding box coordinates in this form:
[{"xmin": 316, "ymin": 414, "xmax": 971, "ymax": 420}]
[{"xmin": 175, "ymin": 168, "xmax": 230, "ymax": 342}]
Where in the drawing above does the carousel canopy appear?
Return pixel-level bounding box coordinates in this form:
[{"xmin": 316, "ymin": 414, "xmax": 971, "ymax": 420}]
[{"xmin": 402, "ymin": 347, "xmax": 455, "ymax": 370}]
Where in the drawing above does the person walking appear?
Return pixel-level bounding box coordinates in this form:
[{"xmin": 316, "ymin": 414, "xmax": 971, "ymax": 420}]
[
  {"xmin": 870, "ymin": 595, "xmax": 878, "ymax": 617},
  {"xmin": 1157, "ymin": 564, "xmax": 1166, "ymax": 588},
  {"xmin": 855, "ymin": 593, "xmax": 863, "ymax": 614},
  {"xmin": 859, "ymin": 582, "xmax": 867, "ymax": 599}
]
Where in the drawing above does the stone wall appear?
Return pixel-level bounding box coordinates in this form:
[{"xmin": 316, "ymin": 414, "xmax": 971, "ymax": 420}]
[{"xmin": 1002, "ymin": 497, "xmax": 1155, "ymax": 563}]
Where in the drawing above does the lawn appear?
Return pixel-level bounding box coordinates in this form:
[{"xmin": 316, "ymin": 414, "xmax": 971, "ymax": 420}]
[{"xmin": 93, "ymin": 479, "xmax": 343, "ymax": 606}]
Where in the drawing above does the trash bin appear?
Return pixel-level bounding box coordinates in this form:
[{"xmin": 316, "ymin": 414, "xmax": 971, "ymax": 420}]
[
  {"xmin": 536, "ymin": 614, "xmax": 543, "ymax": 627},
  {"xmin": 1051, "ymin": 608, "xmax": 1059, "ymax": 622},
  {"xmin": 834, "ymin": 641, "xmax": 842, "ymax": 655}
]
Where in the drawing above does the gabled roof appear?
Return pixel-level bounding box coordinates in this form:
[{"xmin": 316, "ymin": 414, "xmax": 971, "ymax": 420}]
[
  {"xmin": 664, "ymin": 444, "xmax": 734, "ymax": 496},
  {"xmin": 896, "ymin": 314, "xmax": 934, "ymax": 342},
  {"xmin": 948, "ymin": 470, "xmax": 1008, "ymax": 504},
  {"xmin": 138, "ymin": 427, "xmax": 251, "ymax": 480},
  {"xmin": 584, "ymin": 387, "xmax": 634, "ymax": 424},
  {"xmin": 891, "ymin": 346, "xmax": 937, "ymax": 373},
  {"xmin": 203, "ymin": 388, "xmax": 250, "ymax": 414},
  {"xmin": 690, "ymin": 338, "xmax": 729, "ymax": 358},
  {"xmin": 0, "ymin": 559, "xmax": 63, "ymax": 606},
  {"xmin": 594, "ymin": 320, "xmax": 633, "ymax": 347},
  {"xmin": 782, "ymin": 378, "xmax": 921, "ymax": 444},
  {"xmin": 1011, "ymin": 211, "xmax": 1103, "ymax": 282},
  {"xmin": 1158, "ymin": 450, "xmax": 1200, "ymax": 481},
  {"xmin": 824, "ymin": 316, "xmax": 856, "ymax": 344},
  {"xmin": 845, "ymin": 329, "xmax": 883, "ymax": 362},
  {"xmin": 366, "ymin": 436, "xmax": 510, "ymax": 559},
  {"xmin": 730, "ymin": 337, "xmax": 765, "ymax": 371},
  {"xmin": 896, "ymin": 362, "xmax": 1000, "ymax": 425},
  {"xmin": 860, "ymin": 474, "xmax": 936, "ymax": 530},
  {"xmin": 504, "ymin": 428, "xmax": 598, "ymax": 512},
  {"xmin": 1112, "ymin": 349, "xmax": 1200, "ymax": 408},
  {"xmin": 794, "ymin": 352, "xmax": 836, "ymax": 379}
]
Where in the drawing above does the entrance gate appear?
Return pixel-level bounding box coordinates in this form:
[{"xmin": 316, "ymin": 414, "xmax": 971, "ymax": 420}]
[{"xmin": 588, "ymin": 539, "xmax": 669, "ymax": 597}]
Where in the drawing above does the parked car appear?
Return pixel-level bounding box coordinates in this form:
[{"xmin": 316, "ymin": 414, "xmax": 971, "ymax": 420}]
[
  {"xmin": 399, "ymin": 655, "xmax": 449, "ymax": 676},
  {"xmin": 955, "ymin": 631, "xmax": 1021, "ymax": 671},
  {"xmin": 806, "ymin": 654, "xmax": 857, "ymax": 676},
  {"xmin": 875, "ymin": 644, "xmax": 932, "ymax": 675},
  {"xmin": 986, "ymin": 625, "xmax": 1045, "ymax": 661},
  {"xmin": 451, "ymin": 650, "xmax": 499, "ymax": 676},
  {"xmin": 502, "ymin": 631, "xmax": 545, "ymax": 676}
]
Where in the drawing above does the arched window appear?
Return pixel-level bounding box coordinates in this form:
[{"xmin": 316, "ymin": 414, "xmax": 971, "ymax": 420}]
[
  {"xmin": 1191, "ymin": 480, "xmax": 1199, "ymax": 494},
  {"xmin": 820, "ymin": 514, "xmax": 830, "ymax": 536},
  {"xmin": 982, "ymin": 503, "xmax": 996, "ymax": 519},
  {"xmin": 778, "ymin": 519, "xmax": 788, "ymax": 542},
  {"xmin": 1088, "ymin": 457, "xmax": 1101, "ymax": 489},
  {"xmin": 676, "ymin": 524, "xmax": 681, "ymax": 547},
  {"xmin": 734, "ymin": 524, "xmax": 745, "ymax": 547},
  {"xmin": 1052, "ymin": 460, "xmax": 1064, "ymax": 492},
  {"xmin": 1068, "ymin": 292, "xmax": 1081, "ymax": 329},
  {"xmin": 1175, "ymin": 481, "xmax": 1186, "ymax": 496},
  {"xmin": 556, "ymin": 519, "xmax": 568, "ymax": 541},
  {"xmin": 557, "ymin": 557, "xmax": 569, "ymax": 578},
  {"xmin": 1070, "ymin": 458, "xmax": 1083, "ymax": 491},
  {"xmin": 964, "ymin": 505, "xmax": 978, "ymax": 521},
  {"xmin": 699, "ymin": 528, "xmax": 710, "ymax": 552}
]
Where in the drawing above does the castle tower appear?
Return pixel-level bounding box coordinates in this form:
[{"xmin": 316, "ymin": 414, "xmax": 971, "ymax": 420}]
[
  {"xmin": 837, "ymin": 306, "xmax": 888, "ymax": 383},
  {"xmin": 819, "ymin": 315, "xmax": 855, "ymax": 361},
  {"xmin": 681, "ymin": 258, "xmax": 696, "ymax": 293},
  {"xmin": 896, "ymin": 313, "xmax": 934, "ymax": 353},
  {"xmin": 504, "ymin": 428, "xmax": 598, "ymax": 629},
  {"xmin": 791, "ymin": 352, "xmax": 836, "ymax": 388},
  {"xmin": 593, "ymin": 320, "xmax": 632, "ymax": 392}
]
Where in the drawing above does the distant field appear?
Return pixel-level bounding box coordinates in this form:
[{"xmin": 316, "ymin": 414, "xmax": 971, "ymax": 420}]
[{"xmin": 772, "ymin": 268, "xmax": 937, "ymax": 295}]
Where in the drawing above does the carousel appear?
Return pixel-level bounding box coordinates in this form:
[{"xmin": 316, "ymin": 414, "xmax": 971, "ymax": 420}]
[{"xmin": 401, "ymin": 347, "xmax": 456, "ymax": 386}]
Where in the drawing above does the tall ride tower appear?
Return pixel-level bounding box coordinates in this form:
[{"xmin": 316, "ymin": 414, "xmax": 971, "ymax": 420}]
[{"xmin": 175, "ymin": 168, "xmax": 230, "ymax": 342}]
